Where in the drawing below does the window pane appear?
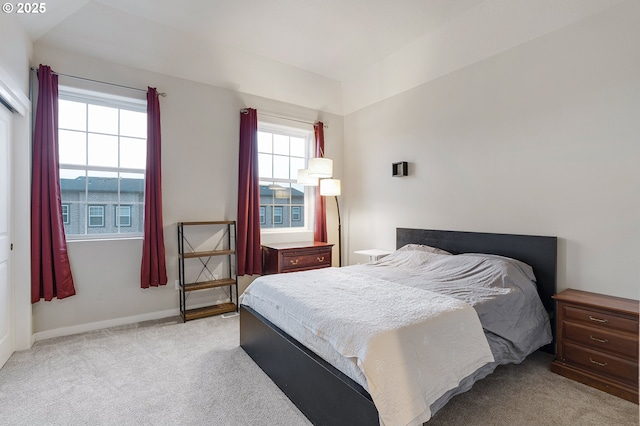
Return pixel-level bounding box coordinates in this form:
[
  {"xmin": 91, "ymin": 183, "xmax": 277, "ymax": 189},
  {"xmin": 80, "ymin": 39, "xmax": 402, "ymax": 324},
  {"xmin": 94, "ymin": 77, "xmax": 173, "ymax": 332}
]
[
  {"xmin": 116, "ymin": 205, "xmax": 131, "ymax": 226},
  {"xmin": 88, "ymin": 205, "xmax": 105, "ymax": 227},
  {"xmin": 61, "ymin": 204, "xmax": 70, "ymax": 224},
  {"xmin": 290, "ymin": 137, "xmax": 306, "ymax": 157},
  {"xmin": 120, "ymin": 172, "xmax": 144, "ymax": 235},
  {"xmin": 258, "ymin": 132, "xmax": 272, "ymax": 153},
  {"xmin": 88, "ymin": 104, "xmax": 119, "ymax": 134},
  {"xmin": 120, "ymin": 137, "xmax": 147, "ymax": 169},
  {"xmin": 273, "ymin": 134, "xmax": 289, "ymax": 155},
  {"xmin": 273, "ymin": 155, "xmax": 289, "ymax": 179},
  {"xmin": 273, "ymin": 206, "xmax": 283, "ymax": 225},
  {"xmin": 290, "ymin": 157, "xmax": 305, "ymax": 181},
  {"xmin": 59, "ymin": 130, "xmax": 86, "ymax": 166},
  {"xmin": 120, "ymin": 110, "xmax": 146, "ymax": 138},
  {"xmin": 87, "ymin": 171, "xmax": 116, "ymax": 234},
  {"xmin": 59, "ymin": 100, "xmax": 86, "ymax": 131},
  {"xmin": 60, "ymin": 169, "xmax": 87, "ymax": 202},
  {"xmin": 88, "ymin": 133, "xmax": 118, "ymax": 167},
  {"xmin": 258, "ymin": 153, "xmax": 273, "ymax": 179}
]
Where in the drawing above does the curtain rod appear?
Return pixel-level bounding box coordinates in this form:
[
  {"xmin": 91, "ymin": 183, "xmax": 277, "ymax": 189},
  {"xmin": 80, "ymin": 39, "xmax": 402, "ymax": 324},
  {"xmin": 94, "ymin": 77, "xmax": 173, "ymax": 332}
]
[
  {"xmin": 30, "ymin": 67, "xmax": 167, "ymax": 97},
  {"xmin": 241, "ymin": 108, "xmax": 328, "ymax": 128}
]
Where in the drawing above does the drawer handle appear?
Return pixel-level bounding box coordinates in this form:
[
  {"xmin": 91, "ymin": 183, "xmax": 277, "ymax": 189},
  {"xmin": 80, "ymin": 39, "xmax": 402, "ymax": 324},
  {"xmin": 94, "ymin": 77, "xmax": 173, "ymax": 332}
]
[
  {"xmin": 317, "ymin": 256, "xmax": 325, "ymax": 262},
  {"xmin": 588, "ymin": 316, "xmax": 608, "ymax": 323},
  {"xmin": 589, "ymin": 336, "xmax": 608, "ymax": 344},
  {"xmin": 589, "ymin": 358, "xmax": 608, "ymax": 367},
  {"xmin": 290, "ymin": 259, "xmax": 299, "ymax": 265}
]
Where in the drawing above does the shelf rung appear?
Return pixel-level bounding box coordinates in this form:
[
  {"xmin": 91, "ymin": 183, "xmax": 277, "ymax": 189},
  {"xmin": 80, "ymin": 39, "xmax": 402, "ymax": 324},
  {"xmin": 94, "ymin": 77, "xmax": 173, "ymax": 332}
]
[
  {"xmin": 183, "ymin": 278, "xmax": 236, "ymax": 292},
  {"xmin": 180, "ymin": 249, "xmax": 235, "ymax": 259},
  {"xmin": 182, "ymin": 303, "xmax": 237, "ymax": 321},
  {"xmin": 179, "ymin": 221, "xmax": 235, "ymax": 226}
]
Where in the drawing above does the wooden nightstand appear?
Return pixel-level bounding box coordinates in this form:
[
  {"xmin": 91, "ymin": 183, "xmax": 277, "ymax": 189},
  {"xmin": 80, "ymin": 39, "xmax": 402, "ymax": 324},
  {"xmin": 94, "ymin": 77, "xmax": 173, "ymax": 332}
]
[
  {"xmin": 551, "ymin": 289, "xmax": 639, "ymax": 403},
  {"xmin": 262, "ymin": 242, "xmax": 334, "ymax": 275}
]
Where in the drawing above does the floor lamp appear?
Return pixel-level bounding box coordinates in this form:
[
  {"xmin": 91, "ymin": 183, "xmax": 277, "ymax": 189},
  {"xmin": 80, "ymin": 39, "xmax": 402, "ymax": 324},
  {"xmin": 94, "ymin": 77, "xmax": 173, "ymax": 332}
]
[{"xmin": 319, "ymin": 179, "xmax": 341, "ymax": 267}]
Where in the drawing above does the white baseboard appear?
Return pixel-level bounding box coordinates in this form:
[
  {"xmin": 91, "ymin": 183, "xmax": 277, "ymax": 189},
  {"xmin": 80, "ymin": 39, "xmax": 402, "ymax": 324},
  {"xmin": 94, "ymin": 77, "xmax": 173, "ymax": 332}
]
[{"xmin": 33, "ymin": 308, "xmax": 180, "ymax": 342}]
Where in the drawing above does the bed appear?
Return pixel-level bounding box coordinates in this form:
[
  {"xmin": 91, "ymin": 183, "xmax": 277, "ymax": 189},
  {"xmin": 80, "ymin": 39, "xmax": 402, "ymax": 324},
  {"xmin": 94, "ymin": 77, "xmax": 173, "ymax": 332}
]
[{"xmin": 240, "ymin": 228, "xmax": 557, "ymax": 426}]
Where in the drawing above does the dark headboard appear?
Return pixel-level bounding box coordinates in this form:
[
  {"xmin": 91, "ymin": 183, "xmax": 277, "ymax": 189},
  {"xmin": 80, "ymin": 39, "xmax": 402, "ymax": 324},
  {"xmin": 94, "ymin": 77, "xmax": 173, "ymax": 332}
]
[{"xmin": 397, "ymin": 228, "xmax": 558, "ymax": 353}]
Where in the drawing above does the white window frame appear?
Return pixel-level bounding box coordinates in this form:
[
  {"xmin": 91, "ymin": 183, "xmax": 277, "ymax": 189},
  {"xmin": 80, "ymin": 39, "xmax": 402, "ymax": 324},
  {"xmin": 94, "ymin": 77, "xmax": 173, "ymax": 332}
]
[
  {"xmin": 273, "ymin": 206, "xmax": 283, "ymax": 225},
  {"xmin": 61, "ymin": 204, "xmax": 70, "ymax": 224},
  {"xmin": 259, "ymin": 206, "xmax": 266, "ymax": 225},
  {"xmin": 58, "ymin": 86, "xmax": 147, "ymax": 240},
  {"xmin": 257, "ymin": 121, "xmax": 315, "ymax": 234},
  {"xmin": 115, "ymin": 205, "xmax": 132, "ymax": 227},
  {"xmin": 292, "ymin": 206, "xmax": 301, "ymax": 222},
  {"xmin": 88, "ymin": 205, "xmax": 105, "ymax": 227}
]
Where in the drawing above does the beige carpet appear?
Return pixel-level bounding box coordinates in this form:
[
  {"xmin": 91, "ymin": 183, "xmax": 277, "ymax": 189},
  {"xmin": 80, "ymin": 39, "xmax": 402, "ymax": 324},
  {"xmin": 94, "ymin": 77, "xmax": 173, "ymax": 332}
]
[{"xmin": 0, "ymin": 314, "xmax": 637, "ymax": 425}]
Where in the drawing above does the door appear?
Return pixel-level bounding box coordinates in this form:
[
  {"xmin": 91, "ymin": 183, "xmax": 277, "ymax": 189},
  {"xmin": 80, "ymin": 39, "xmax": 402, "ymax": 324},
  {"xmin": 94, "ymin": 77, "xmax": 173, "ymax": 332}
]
[{"xmin": 0, "ymin": 104, "xmax": 13, "ymax": 368}]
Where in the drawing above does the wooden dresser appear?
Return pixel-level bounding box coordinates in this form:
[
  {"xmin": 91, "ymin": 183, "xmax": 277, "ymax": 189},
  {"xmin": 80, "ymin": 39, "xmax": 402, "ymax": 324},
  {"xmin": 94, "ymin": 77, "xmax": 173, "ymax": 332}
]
[
  {"xmin": 551, "ymin": 289, "xmax": 639, "ymax": 403},
  {"xmin": 262, "ymin": 242, "xmax": 334, "ymax": 274}
]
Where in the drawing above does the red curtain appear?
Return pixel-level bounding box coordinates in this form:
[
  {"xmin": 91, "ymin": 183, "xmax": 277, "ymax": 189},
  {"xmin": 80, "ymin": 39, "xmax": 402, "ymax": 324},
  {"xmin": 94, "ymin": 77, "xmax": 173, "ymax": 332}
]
[
  {"xmin": 31, "ymin": 64, "xmax": 76, "ymax": 302},
  {"xmin": 313, "ymin": 122, "xmax": 327, "ymax": 243},
  {"xmin": 140, "ymin": 87, "xmax": 167, "ymax": 288},
  {"xmin": 237, "ymin": 108, "xmax": 262, "ymax": 276}
]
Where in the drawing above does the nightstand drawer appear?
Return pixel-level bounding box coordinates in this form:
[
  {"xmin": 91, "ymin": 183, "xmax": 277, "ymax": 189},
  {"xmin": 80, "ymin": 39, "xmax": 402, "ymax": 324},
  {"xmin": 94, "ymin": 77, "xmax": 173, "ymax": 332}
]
[
  {"xmin": 564, "ymin": 342, "xmax": 638, "ymax": 386},
  {"xmin": 564, "ymin": 321, "xmax": 638, "ymax": 359},
  {"xmin": 282, "ymin": 249, "xmax": 331, "ymax": 272},
  {"xmin": 564, "ymin": 305, "xmax": 638, "ymax": 334}
]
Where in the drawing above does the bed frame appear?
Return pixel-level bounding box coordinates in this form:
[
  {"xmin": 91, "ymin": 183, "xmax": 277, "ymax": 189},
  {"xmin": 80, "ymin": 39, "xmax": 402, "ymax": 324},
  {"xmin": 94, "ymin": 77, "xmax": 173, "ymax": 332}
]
[{"xmin": 240, "ymin": 228, "xmax": 557, "ymax": 426}]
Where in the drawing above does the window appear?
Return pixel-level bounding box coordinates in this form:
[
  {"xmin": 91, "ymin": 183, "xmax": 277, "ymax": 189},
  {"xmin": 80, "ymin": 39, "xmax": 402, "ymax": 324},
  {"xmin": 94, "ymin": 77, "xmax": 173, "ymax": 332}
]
[
  {"xmin": 115, "ymin": 205, "xmax": 132, "ymax": 227},
  {"xmin": 61, "ymin": 204, "xmax": 70, "ymax": 224},
  {"xmin": 58, "ymin": 87, "xmax": 146, "ymax": 238},
  {"xmin": 88, "ymin": 205, "xmax": 105, "ymax": 227},
  {"xmin": 258, "ymin": 123, "xmax": 313, "ymax": 230},
  {"xmin": 273, "ymin": 206, "xmax": 283, "ymax": 225},
  {"xmin": 292, "ymin": 206, "xmax": 301, "ymax": 222}
]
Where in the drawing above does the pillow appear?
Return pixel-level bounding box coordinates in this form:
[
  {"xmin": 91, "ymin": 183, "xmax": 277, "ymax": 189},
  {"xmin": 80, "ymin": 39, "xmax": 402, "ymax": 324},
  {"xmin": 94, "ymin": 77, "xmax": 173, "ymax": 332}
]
[
  {"xmin": 462, "ymin": 253, "xmax": 537, "ymax": 282},
  {"xmin": 373, "ymin": 245, "xmax": 450, "ymax": 268},
  {"xmin": 397, "ymin": 243, "xmax": 451, "ymax": 255}
]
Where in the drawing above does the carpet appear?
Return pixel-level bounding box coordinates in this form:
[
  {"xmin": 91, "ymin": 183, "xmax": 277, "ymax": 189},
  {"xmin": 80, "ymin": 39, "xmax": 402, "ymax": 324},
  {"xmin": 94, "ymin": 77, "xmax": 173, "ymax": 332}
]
[{"xmin": 0, "ymin": 315, "xmax": 637, "ymax": 425}]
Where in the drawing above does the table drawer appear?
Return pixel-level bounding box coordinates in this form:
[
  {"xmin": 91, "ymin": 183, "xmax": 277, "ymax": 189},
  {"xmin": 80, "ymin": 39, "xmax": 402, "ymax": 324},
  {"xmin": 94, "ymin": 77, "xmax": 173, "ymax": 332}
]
[
  {"xmin": 564, "ymin": 305, "xmax": 638, "ymax": 334},
  {"xmin": 564, "ymin": 321, "xmax": 638, "ymax": 360},
  {"xmin": 563, "ymin": 341, "xmax": 638, "ymax": 386},
  {"xmin": 281, "ymin": 249, "xmax": 332, "ymax": 272}
]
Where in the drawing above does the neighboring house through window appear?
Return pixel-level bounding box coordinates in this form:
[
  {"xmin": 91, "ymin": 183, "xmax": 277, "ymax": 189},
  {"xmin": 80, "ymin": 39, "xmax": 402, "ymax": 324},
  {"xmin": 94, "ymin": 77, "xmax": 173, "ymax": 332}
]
[{"xmin": 58, "ymin": 87, "xmax": 146, "ymax": 238}]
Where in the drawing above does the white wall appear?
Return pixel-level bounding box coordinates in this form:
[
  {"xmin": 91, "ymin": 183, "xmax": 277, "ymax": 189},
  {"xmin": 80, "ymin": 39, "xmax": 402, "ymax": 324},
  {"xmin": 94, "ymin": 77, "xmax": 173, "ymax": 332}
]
[
  {"xmin": 344, "ymin": 1, "xmax": 639, "ymax": 300},
  {"xmin": 32, "ymin": 44, "xmax": 343, "ymax": 336},
  {"xmin": 0, "ymin": 12, "xmax": 33, "ymax": 351}
]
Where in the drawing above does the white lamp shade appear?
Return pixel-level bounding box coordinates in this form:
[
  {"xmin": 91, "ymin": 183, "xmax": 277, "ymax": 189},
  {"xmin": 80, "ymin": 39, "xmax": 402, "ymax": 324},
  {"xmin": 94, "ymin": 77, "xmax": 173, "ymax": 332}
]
[
  {"xmin": 320, "ymin": 179, "xmax": 341, "ymax": 196},
  {"xmin": 308, "ymin": 157, "xmax": 333, "ymax": 178},
  {"xmin": 296, "ymin": 169, "xmax": 318, "ymax": 186}
]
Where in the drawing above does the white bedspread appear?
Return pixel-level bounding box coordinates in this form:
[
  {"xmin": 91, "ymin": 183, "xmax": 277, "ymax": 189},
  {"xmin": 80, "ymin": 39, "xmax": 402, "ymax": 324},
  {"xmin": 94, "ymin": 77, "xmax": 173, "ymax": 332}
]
[{"xmin": 241, "ymin": 267, "xmax": 494, "ymax": 426}]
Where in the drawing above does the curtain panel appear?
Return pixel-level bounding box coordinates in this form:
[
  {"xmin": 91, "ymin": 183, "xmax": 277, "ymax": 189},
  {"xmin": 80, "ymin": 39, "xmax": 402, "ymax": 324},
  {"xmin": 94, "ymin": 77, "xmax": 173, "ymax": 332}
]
[
  {"xmin": 237, "ymin": 108, "xmax": 262, "ymax": 276},
  {"xmin": 31, "ymin": 64, "xmax": 76, "ymax": 302},
  {"xmin": 313, "ymin": 122, "xmax": 327, "ymax": 243},
  {"xmin": 140, "ymin": 87, "xmax": 168, "ymax": 288}
]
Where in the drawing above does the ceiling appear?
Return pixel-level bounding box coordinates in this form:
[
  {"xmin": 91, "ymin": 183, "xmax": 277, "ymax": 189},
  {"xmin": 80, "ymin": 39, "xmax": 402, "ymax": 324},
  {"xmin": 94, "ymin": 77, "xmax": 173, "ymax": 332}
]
[{"xmin": 15, "ymin": 0, "xmax": 625, "ymax": 114}]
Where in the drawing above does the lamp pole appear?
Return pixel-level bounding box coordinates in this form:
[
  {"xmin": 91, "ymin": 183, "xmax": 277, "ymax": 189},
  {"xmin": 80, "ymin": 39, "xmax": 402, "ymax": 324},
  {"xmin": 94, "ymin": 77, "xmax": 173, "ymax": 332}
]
[{"xmin": 334, "ymin": 195, "xmax": 342, "ymax": 267}]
